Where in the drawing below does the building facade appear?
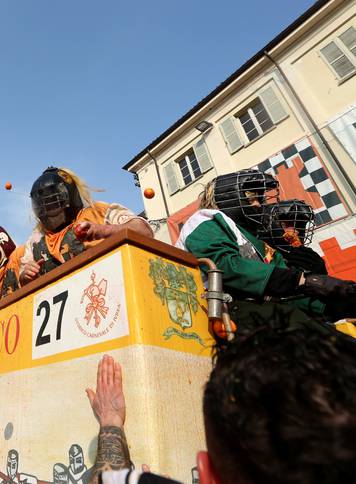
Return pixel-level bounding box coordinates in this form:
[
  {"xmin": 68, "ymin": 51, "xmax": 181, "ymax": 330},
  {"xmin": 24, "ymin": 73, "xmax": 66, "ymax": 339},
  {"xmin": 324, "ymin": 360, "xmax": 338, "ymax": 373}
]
[{"xmin": 124, "ymin": 0, "xmax": 356, "ymax": 278}]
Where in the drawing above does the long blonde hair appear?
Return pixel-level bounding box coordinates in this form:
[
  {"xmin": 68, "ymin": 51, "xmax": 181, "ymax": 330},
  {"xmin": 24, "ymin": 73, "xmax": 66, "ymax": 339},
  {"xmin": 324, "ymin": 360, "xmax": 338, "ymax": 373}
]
[
  {"xmin": 199, "ymin": 179, "xmax": 218, "ymax": 209},
  {"xmin": 34, "ymin": 167, "xmax": 96, "ymax": 233},
  {"xmin": 57, "ymin": 167, "xmax": 94, "ymax": 207}
]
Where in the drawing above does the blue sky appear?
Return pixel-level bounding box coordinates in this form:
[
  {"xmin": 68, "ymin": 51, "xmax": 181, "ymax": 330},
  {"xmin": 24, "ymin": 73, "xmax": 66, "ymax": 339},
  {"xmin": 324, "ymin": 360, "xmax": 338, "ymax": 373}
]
[{"xmin": 0, "ymin": 0, "xmax": 316, "ymax": 243}]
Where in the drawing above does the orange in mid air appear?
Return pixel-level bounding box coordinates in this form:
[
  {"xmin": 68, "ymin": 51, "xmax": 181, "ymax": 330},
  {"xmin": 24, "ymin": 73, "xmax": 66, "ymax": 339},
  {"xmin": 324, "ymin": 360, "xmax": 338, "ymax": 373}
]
[
  {"xmin": 5, "ymin": 182, "xmax": 12, "ymax": 190},
  {"xmin": 144, "ymin": 188, "xmax": 155, "ymax": 199}
]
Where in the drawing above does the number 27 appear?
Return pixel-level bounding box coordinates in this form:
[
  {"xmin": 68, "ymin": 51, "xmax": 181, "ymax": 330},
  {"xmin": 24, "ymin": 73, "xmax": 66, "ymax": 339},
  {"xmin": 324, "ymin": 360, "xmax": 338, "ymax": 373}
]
[{"xmin": 35, "ymin": 291, "xmax": 68, "ymax": 346}]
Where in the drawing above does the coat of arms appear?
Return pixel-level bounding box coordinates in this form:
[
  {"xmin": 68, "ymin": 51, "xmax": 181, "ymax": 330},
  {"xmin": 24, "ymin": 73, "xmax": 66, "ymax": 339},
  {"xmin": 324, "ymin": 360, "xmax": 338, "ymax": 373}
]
[
  {"xmin": 148, "ymin": 258, "xmax": 205, "ymax": 346},
  {"xmin": 80, "ymin": 272, "xmax": 109, "ymax": 328}
]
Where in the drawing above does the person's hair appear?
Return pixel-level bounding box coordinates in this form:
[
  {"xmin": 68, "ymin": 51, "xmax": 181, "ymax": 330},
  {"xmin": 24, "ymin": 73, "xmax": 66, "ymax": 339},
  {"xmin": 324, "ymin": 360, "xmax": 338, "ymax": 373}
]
[
  {"xmin": 199, "ymin": 179, "xmax": 218, "ymax": 209},
  {"xmin": 203, "ymin": 311, "xmax": 356, "ymax": 484},
  {"xmin": 57, "ymin": 167, "xmax": 94, "ymax": 207}
]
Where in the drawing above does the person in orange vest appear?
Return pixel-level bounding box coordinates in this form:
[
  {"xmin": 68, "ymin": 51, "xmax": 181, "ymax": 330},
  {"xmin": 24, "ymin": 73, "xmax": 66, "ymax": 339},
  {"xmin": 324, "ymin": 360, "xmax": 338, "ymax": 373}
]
[{"xmin": 1, "ymin": 167, "xmax": 153, "ymax": 296}]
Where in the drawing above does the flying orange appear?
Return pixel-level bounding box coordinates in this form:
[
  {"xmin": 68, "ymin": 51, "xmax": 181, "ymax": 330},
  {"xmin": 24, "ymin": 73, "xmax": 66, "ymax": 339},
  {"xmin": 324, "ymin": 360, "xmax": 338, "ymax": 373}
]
[{"xmin": 144, "ymin": 188, "xmax": 155, "ymax": 199}]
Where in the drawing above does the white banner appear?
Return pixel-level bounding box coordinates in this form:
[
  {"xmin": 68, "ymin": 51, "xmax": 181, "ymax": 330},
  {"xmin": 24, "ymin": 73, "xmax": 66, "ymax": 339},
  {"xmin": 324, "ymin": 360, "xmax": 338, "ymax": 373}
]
[
  {"xmin": 32, "ymin": 251, "xmax": 129, "ymax": 359},
  {"xmin": 328, "ymin": 105, "xmax": 356, "ymax": 164}
]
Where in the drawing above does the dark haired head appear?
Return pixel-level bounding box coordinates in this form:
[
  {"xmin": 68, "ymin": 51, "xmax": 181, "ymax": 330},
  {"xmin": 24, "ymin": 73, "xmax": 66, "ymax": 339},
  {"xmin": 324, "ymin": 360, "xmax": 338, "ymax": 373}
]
[{"xmin": 203, "ymin": 311, "xmax": 356, "ymax": 483}]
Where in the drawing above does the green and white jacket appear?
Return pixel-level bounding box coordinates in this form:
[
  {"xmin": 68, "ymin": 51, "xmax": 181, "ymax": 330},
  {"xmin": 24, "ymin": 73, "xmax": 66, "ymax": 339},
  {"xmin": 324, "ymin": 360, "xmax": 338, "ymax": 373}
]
[{"xmin": 176, "ymin": 209, "xmax": 325, "ymax": 316}]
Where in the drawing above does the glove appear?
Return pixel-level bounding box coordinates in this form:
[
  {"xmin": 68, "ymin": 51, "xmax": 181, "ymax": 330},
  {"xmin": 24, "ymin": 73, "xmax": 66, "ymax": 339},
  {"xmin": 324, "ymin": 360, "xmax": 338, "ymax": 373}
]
[
  {"xmin": 301, "ymin": 274, "xmax": 356, "ymax": 299},
  {"xmin": 264, "ymin": 267, "xmax": 302, "ymax": 297},
  {"xmin": 325, "ymin": 298, "xmax": 356, "ymax": 321},
  {"xmin": 283, "ymin": 246, "xmax": 327, "ymax": 275}
]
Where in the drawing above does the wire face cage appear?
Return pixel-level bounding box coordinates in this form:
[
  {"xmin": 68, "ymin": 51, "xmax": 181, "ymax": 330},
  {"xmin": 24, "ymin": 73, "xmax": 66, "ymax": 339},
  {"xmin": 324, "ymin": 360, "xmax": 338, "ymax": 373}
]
[
  {"xmin": 260, "ymin": 199, "xmax": 316, "ymax": 250},
  {"xmin": 214, "ymin": 169, "xmax": 280, "ymax": 230}
]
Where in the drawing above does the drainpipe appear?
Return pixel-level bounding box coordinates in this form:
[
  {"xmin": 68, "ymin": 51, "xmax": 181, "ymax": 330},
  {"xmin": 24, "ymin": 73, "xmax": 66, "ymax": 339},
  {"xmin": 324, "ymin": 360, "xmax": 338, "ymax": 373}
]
[
  {"xmin": 147, "ymin": 149, "xmax": 170, "ymax": 218},
  {"xmin": 264, "ymin": 51, "xmax": 356, "ymax": 208}
]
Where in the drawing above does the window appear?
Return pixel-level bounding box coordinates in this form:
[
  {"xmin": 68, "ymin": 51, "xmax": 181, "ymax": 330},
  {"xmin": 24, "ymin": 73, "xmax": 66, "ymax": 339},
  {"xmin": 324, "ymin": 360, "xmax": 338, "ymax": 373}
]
[
  {"xmin": 219, "ymin": 86, "xmax": 287, "ymax": 151},
  {"xmin": 320, "ymin": 26, "xmax": 356, "ymax": 80},
  {"xmin": 239, "ymin": 101, "xmax": 274, "ymax": 142},
  {"xmin": 178, "ymin": 149, "xmax": 202, "ymax": 185},
  {"xmin": 162, "ymin": 139, "xmax": 213, "ymax": 194}
]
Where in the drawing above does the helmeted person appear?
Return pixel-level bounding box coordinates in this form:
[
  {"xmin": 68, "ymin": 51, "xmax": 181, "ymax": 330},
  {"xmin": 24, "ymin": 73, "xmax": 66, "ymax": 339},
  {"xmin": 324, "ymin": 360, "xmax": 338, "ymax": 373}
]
[
  {"xmin": 53, "ymin": 464, "xmax": 68, "ymax": 484},
  {"xmin": 260, "ymin": 199, "xmax": 327, "ymax": 275},
  {"xmin": 259, "ymin": 197, "xmax": 356, "ymax": 321},
  {"xmin": 176, "ymin": 169, "xmax": 356, "ymax": 325},
  {"xmin": 0, "ymin": 449, "xmax": 20, "ymax": 484},
  {"xmin": 1, "ymin": 167, "xmax": 153, "ymax": 296},
  {"xmin": 68, "ymin": 444, "xmax": 90, "ymax": 484}
]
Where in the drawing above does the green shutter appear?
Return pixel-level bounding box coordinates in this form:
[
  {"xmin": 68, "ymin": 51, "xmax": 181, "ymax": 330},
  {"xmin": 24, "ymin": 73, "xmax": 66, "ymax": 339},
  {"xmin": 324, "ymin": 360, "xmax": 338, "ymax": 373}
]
[
  {"xmin": 163, "ymin": 161, "xmax": 179, "ymax": 195},
  {"xmin": 321, "ymin": 41, "xmax": 355, "ymax": 78},
  {"xmin": 194, "ymin": 139, "xmax": 213, "ymax": 172},
  {"xmin": 219, "ymin": 117, "xmax": 243, "ymax": 153},
  {"xmin": 339, "ymin": 26, "xmax": 356, "ymax": 58},
  {"xmin": 259, "ymin": 87, "xmax": 287, "ymax": 124}
]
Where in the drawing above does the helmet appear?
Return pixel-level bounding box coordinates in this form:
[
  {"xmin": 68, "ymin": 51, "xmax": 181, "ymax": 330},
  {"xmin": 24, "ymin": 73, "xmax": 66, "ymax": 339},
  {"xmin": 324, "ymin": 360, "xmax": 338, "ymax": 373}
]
[
  {"xmin": 260, "ymin": 199, "xmax": 315, "ymax": 251},
  {"xmin": 69, "ymin": 444, "xmax": 85, "ymax": 474},
  {"xmin": 213, "ymin": 169, "xmax": 279, "ymax": 233},
  {"xmin": 53, "ymin": 463, "xmax": 68, "ymax": 484},
  {"xmin": 30, "ymin": 167, "xmax": 83, "ymax": 232}
]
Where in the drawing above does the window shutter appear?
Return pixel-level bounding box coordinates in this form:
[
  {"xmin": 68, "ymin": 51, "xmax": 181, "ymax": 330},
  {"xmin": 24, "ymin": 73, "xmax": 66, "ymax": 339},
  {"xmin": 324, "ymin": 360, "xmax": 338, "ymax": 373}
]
[
  {"xmin": 219, "ymin": 117, "xmax": 243, "ymax": 153},
  {"xmin": 321, "ymin": 41, "xmax": 355, "ymax": 78},
  {"xmin": 339, "ymin": 26, "xmax": 356, "ymax": 58},
  {"xmin": 162, "ymin": 161, "xmax": 179, "ymax": 195},
  {"xmin": 259, "ymin": 87, "xmax": 287, "ymax": 124},
  {"xmin": 194, "ymin": 139, "xmax": 213, "ymax": 173}
]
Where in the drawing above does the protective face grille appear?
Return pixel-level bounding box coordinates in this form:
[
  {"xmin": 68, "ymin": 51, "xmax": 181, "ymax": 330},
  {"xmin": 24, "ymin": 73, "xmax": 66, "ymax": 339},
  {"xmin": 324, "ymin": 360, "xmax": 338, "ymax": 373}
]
[
  {"xmin": 32, "ymin": 182, "xmax": 70, "ymax": 218},
  {"xmin": 260, "ymin": 200, "xmax": 315, "ymax": 250},
  {"xmin": 214, "ymin": 169, "xmax": 279, "ymax": 230}
]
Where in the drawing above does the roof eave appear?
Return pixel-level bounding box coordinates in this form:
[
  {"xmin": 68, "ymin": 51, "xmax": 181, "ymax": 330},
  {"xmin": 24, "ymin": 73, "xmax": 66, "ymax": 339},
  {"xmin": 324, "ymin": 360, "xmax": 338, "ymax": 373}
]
[{"xmin": 123, "ymin": 0, "xmax": 333, "ymax": 172}]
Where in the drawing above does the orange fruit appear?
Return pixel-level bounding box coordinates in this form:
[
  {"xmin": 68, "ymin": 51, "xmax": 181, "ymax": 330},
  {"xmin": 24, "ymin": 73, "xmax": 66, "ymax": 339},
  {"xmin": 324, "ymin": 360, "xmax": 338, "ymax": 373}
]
[
  {"xmin": 5, "ymin": 182, "xmax": 12, "ymax": 190},
  {"xmin": 213, "ymin": 319, "xmax": 237, "ymax": 339},
  {"xmin": 144, "ymin": 188, "xmax": 155, "ymax": 199}
]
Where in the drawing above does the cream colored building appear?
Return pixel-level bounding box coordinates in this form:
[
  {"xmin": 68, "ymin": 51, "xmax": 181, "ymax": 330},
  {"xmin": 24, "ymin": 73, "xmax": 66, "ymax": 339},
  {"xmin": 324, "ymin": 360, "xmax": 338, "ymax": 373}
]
[{"xmin": 123, "ymin": 0, "xmax": 356, "ymax": 278}]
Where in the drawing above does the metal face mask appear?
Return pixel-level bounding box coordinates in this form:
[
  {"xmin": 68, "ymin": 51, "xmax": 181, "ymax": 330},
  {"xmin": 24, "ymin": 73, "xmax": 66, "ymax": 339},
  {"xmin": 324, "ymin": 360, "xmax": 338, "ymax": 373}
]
[
  {"xmin": 213, "ymin": 169, "xmax": 279, "ymax": 234},
  {"xmin": 261, "ymin": 199, "xmax": 315, "ymax": 251},
  {"xmin": 30, "ymin": 167, "xmax": 83, "ymax": 232}
]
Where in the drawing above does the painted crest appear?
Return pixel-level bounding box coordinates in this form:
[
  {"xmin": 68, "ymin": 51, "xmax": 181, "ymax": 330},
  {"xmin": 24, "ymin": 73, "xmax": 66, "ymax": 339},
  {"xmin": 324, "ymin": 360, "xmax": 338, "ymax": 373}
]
[
  {"xmin": 80, "ymin": 272, "xmax": 109, "ymax": 328},
  {"xmin": 149, "ymin": 258, "xmax": 205, "ymax": 346}
]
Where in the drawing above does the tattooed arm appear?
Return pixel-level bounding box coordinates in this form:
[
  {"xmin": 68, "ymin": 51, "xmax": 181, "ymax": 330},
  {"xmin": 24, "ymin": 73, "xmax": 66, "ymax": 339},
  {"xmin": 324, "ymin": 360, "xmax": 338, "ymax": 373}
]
[
  {"xmin": 87, "ymin": 355, "xmax": 131, "ymax": 484},
  {"xmin": 94, "ymin": 426, "xmax": 130, "ymax": 475}
]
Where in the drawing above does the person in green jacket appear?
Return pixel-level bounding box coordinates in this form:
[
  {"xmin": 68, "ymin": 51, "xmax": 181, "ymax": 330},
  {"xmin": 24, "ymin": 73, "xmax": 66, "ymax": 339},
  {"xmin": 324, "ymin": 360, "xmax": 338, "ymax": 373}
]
[{"xmin": 176, "ymin": 169, "xmax": 356, "ymax": 326}]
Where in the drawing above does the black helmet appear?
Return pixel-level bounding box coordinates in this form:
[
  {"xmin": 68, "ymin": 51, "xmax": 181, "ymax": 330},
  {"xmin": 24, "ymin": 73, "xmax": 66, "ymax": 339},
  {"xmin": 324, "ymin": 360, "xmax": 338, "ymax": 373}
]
[
  {"xmin": 213, "ymin": 169, "xmax": 279, "ymax": 233},
  {"xmin": 31, "ymin": 167, "xmax": 83, "ymax": 231},
  {"xmin": 260, "ymin": 199, "xmax": 315, "ymax": 251}
]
